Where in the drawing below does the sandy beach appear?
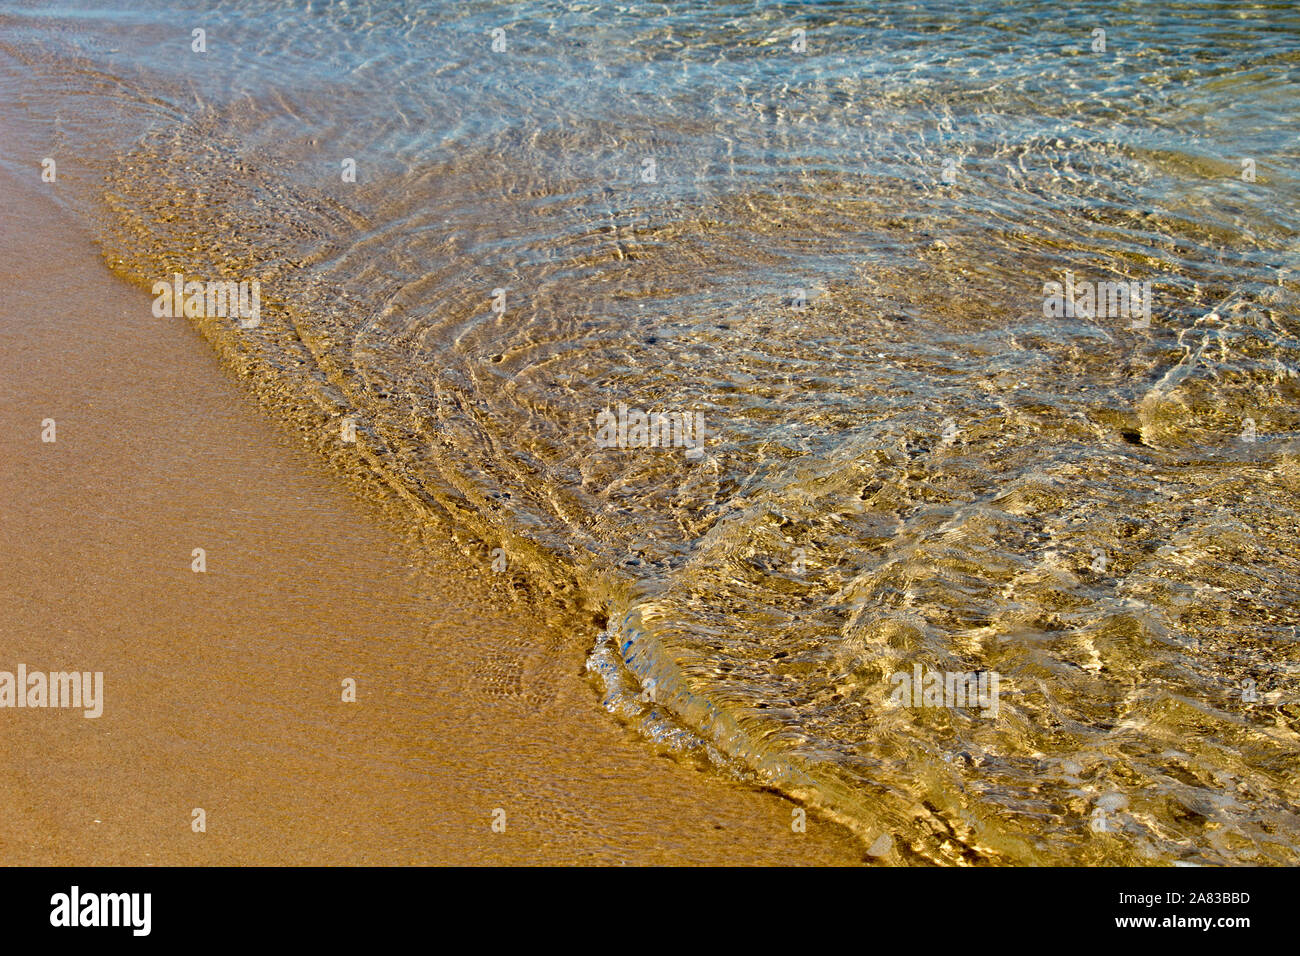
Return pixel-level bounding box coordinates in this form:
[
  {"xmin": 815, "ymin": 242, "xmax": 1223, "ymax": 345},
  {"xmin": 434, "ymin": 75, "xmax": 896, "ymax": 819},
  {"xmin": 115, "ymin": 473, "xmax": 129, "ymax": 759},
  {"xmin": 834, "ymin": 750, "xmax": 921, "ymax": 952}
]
[
  {"xmin": 2, "ymin": 0, "xmax": 1295, "ymax": 871},
  {"xmin": 0, "ymin": 166, "xmax": 864, "ymax": 865}
]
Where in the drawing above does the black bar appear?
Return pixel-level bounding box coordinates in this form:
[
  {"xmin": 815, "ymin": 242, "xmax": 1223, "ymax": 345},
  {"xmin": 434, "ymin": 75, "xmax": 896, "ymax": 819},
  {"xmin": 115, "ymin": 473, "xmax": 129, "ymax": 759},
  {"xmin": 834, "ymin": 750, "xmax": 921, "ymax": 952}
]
[{"xmin": 0, "ymin": 865, "xmax": 1279, "ymax": 943}]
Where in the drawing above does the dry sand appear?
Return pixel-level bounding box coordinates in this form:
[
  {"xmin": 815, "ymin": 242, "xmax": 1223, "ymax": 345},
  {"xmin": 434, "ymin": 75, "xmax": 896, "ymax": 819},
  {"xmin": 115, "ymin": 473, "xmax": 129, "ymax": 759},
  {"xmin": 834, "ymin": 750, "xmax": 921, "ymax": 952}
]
[{"xmin": 0, "ymin": 166, "xmax": 863, "ymax": 865}]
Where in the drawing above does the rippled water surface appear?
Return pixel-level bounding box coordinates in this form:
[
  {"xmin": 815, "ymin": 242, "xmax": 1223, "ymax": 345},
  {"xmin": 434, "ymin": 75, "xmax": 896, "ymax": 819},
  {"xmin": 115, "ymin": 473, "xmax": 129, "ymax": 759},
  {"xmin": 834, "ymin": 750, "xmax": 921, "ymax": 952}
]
[{"xmin": 3, "ymin": 0, "xmax": 1299, "ymax": 864}]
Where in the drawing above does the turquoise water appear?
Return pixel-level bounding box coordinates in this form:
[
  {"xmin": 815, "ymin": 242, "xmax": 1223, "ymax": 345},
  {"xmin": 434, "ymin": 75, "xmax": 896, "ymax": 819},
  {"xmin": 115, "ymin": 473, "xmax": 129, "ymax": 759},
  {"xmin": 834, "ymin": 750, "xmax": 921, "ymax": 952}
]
[{"xmin": 2, "ymin": 0, "xmax": 1299, "ymax": 864}]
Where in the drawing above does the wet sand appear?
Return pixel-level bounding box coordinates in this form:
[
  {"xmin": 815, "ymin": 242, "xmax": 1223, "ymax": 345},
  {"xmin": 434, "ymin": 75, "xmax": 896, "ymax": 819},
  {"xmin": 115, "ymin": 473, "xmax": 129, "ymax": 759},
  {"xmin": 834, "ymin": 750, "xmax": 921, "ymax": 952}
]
[{"xmin": 0, "ymin": 166, "xmax": 864, "ymax": 865}]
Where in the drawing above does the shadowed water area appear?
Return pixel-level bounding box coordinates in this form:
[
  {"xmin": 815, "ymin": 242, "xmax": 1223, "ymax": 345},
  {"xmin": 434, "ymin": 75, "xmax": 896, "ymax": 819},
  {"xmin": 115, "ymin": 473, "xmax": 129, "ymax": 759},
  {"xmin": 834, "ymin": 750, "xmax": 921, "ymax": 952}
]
[{"xmin": 2, "ymin": 0, "xmax": 1298, "ymax": 864}]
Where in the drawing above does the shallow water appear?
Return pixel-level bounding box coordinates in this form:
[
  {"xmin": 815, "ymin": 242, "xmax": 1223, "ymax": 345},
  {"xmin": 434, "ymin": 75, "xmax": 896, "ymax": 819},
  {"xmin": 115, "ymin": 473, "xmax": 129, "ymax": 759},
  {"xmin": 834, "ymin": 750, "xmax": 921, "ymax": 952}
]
[{"xmin": 3, "ymin": 0, "xmax": 1298, "ymax": 864}]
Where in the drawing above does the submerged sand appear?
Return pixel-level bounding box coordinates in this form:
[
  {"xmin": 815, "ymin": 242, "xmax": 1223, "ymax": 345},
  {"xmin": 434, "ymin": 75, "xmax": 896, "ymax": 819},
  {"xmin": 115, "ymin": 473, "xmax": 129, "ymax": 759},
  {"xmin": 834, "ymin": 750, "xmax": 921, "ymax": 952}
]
[{"xmin": 0, "ymin": 168, "xmax": 863, "ymax": 865}]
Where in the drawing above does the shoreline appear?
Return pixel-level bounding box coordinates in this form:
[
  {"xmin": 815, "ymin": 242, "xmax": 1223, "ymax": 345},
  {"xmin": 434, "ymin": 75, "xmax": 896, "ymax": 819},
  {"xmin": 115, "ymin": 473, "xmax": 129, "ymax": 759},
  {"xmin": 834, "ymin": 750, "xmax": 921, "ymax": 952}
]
[{"xmin": 0, "ymin": 165, "xmax": 865, "ymax": 865}]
